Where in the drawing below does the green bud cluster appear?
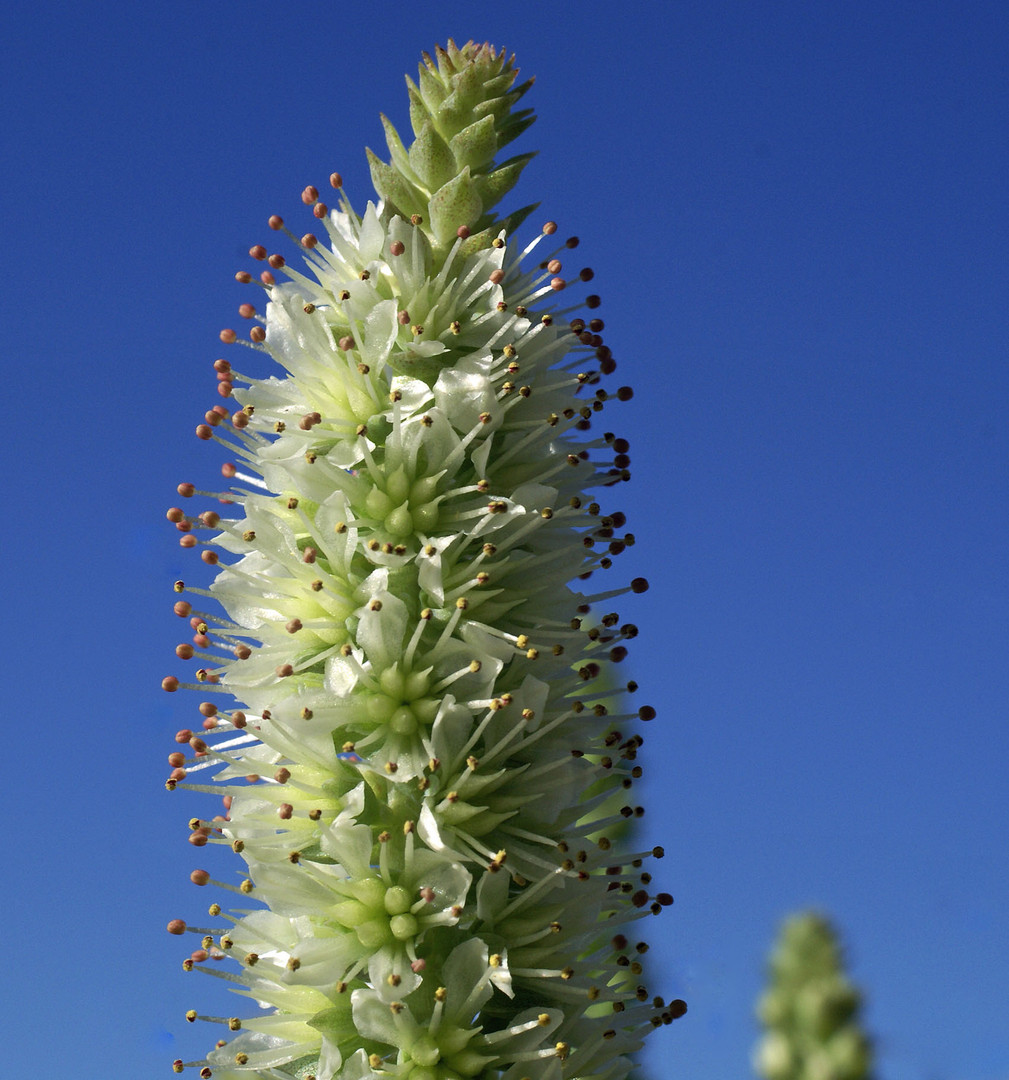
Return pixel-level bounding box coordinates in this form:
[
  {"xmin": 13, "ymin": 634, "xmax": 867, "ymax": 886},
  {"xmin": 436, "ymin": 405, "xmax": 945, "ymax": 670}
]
[
  {"xmin": 754, "ymin": 913, "xmax": 874, "ymax": 1080},
  {"xmin": 367, "ymin": 41, "xmax": 537, "ymax": 257}
]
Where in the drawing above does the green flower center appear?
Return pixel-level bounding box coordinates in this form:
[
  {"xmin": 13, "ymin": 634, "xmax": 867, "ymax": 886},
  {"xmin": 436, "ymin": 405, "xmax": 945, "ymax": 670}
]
[
  {"xmin": 331, "ymin": 877, "xmax": 422, "ymax": 947},
  {"xmin": 361, "ymin": 466, "xmax": 441, "ymax": 538},
  {"xmin": 365, "ymin": 666, "xmax": 438, "ymax": 735}
]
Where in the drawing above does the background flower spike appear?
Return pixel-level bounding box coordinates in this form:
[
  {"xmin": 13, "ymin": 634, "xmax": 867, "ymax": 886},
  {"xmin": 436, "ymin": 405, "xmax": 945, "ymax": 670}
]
[{"xmin": 754, "ymin": 912, "xmax": 874, "ymax": 1080}]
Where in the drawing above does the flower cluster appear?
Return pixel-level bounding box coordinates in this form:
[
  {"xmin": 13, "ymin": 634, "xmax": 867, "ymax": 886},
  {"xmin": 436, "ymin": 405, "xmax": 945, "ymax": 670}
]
[
  {"xmin": 754, "ymin": 913, "xmax": 873, "ymax": 1080},
  {"xmin": 162, "ymin": 40, "xmax": 680, "ymax": 1080}
]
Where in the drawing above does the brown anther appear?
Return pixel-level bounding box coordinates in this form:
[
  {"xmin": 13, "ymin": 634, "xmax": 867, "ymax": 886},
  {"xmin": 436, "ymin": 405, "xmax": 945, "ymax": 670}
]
[
  {"xmin": 301, "ymin": 233, "xmax": 318, "ymax": 248},
  {"xmin": 260, "ymin": 269, "xmax": 274, "ymax": 285},
  {"xmin": 162, "ymin": 676, "xmax": 179, "ymax": 692},
  {"xmin": 276, "ymin": 664, "xmax": 294, "ymax": 678},
  {"xmin": 550, "ymin": 277, "xmax": 565, "ymax": 291},
  {"xmin": 278, "ymin": 803, "xmax": 293, "ymax": 819},
  {"xmin": 250, "ymin": 326, "xmax": 266, "ymax": 342},
  {"xmin": 457, "ymin": 225, "xmax": 471, "ymax": 238},
  {"xmin": 301, "ymin": 185, "xmax": 319, "ymax": 204},
  {"xmin": 249, "ymin": 245, "xmax": 267, "ymax": 261},
  {"xmin": 338, "ymin": 336, "xmax": 355, "ymax": 351},
  {"xmin": 313, "ymin": 202, "xmax": 328, "ymax": 219},
  {"xmin": 489, "ymin": 269, "xmax": 505, "ymax": 284},
  {"xmin": 330, "ymin": 172, "xmax": 343, "ymax": 188},
  {"xmin": 268, "ymin": 253, "xmax": 285, "ymax": 269},
  {"xmin": 167, "ymin": 919, "xmax": 187, "ymax": 935},
  {"xmin": 389, "ymin": 240, "xmax": 405, "ymax": 256}
]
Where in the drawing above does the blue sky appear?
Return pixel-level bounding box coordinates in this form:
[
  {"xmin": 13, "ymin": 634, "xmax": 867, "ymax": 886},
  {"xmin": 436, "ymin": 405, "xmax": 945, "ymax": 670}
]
[{"xmin": 2, "ymin": 2, "xmax": 1007, "ymax": 1077}]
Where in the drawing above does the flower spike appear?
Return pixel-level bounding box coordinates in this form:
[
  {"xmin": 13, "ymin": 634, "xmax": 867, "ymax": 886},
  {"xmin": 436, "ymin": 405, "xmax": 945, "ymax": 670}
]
[{"xmin": 162, "ymin": 39, "xmax": 677, "ymax": 1080}]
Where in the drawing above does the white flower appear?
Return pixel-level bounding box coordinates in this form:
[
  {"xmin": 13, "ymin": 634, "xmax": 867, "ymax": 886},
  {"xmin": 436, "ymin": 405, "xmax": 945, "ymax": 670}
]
[{"xmin": 163, "ymin": 40, "xmax": 678, "ymax": 1080}]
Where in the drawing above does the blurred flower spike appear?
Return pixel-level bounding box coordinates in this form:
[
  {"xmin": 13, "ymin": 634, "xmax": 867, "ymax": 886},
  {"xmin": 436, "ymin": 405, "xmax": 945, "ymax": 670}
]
[
  {"xmin": 162, "ymin": 40, "xmax": 678, "ymax": 1080},
  {"xmin": 755, "ymin": 912, "xmax": 874, "ymax": 1080}
]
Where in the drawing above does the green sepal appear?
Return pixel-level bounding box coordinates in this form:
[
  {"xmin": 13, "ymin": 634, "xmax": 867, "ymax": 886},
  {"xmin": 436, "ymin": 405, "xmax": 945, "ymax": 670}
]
[
  {"xmin": 477, "ymin": 70, "xmax": 524, "ymax": 108},
  {"xmin": 427, "ymin": 167, "xmax": 482, "ymax": 246},
  {"xmin": 412, "ymin": 63, "xmax": 447, "ymax": 115},
  {"xmin": 407, "ymin": 80, "xmax": 436, "ymax": 145},
  {"xmin": 472, "ymin": 152, "xmax": 536, "ymax": 215},
  {"xmin": 379, "ymin": 114, "xmax": 423, "ymax": 188},
  {"xmin": 409, "ymin": 119, "xmax": 457, "ymax": 193},
  {"xmin": 440, "ymin": 49, "xmax": 489, "ymax": 113},
  {"xmin": 449, "ymin": 113, "xmax": 498, "ymax": 173},
  {"xmin": 496, "ymin": 104, "xmax": 537, "ymax": 149},
  {"xmin": 366, "ymin": 148, "xmax": 425, "ymax": 220}
]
